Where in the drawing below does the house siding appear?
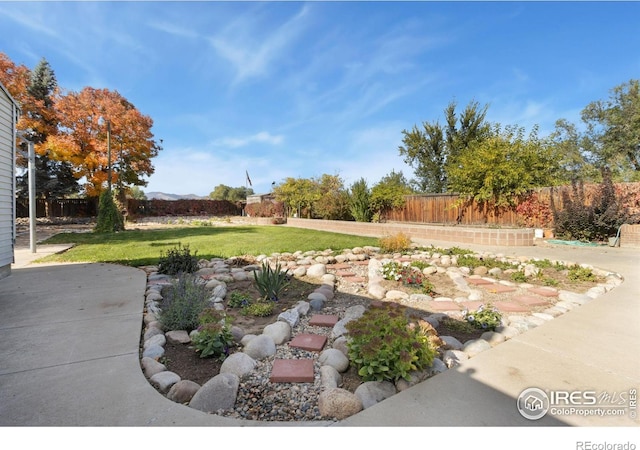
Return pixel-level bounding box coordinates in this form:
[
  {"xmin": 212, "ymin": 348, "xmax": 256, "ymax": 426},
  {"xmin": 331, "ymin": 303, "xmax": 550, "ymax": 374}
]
[{"xmin": 0, "ymin": 83, "xmax": 18, "ymax": 279}]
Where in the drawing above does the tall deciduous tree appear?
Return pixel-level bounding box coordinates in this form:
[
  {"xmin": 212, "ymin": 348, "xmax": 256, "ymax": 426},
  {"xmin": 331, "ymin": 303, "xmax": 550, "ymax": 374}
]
[
  {"xmin": 46, "ymin": 87, "xmax": 160, "ymax": 197},
  {"xmin": 399, "ymin": 100, "xmax": 491, "ymax": 193},
  {"xmin": 273, "ymin": 177, "xmax": 320, "ymax": 218},
  {"xmin": 209, "ymin": 184, "xmax": 254, "ymax": 202},
  {"xmin": 312, "ymin": 174, "xmax": 351, "ymax": 220},
  {"xmin": 581, "ymin": 79, "xmax": 640, "ymax": 180},
  {"xmin": 448, "ymin": 125, "xmax": 560, "ymax": 208},
  {"xmin": 370, "ymin": 170, "xmax": 414, "ymax": 220},
  {"xmin": 547, "ymin": 118, "xmax": 598, "ymax": 183}
]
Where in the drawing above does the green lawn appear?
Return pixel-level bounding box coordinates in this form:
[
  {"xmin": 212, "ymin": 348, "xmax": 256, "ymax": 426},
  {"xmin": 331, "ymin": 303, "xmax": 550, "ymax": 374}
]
[{"xmin": 39, "ymin": 225, "xmax": 380, "ymax": 267}]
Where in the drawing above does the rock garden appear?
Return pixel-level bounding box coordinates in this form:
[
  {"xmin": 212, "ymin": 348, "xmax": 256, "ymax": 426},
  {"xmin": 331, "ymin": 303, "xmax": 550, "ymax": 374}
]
[{"xmin": 139, "ymin": 241, "xmax": 623, "ymax": 423}]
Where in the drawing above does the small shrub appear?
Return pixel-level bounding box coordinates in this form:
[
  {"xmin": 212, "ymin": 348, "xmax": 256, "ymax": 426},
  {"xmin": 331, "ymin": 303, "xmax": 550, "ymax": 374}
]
[
  {"xmin": 401, "ymin": 267, "xmax": 423, "ymax": 286},
  {"xmin": 410, "ymin": 260, "xmax": 429, "ymax": 271},
  {"xmin": 228, "ymin": 292, "xmax": 252, "ymax": 308},
  {"xmin": 462, "ymin": 304, "xmax": 502, "ymax": 331},
  {"xmin": 253, "ymin": 260, "xmax": 290, "ymax": 301},
  {"xmin": 241, "ymin": 302, "xmax": 275, "ymax": 317},
  {"xmin": 427, "ymin": 245, "xmax": 472, "ymax": 256},
  {"xmin": 159, "ymin": 274, "xmax": 209, "ymax": 332},
  {"xmin": 158, "ymin": 244, "xmax": 199, "ymax": 275},
  {"xmin": 346, "ymin": 303, "xmax": 436, "ymax": 382},
  {"xmin": 378, "ymin": 232, "xmax": 412, "ymax": 253},
  {"xmin": 510, "ymin": 271, "xmax": 528, "ymax": 283},
  {"xmin": 440, "ymin": 317, "xmax": 477, "ymax": 334},
  {"xmin": 192, "ymin": 308, "xmax": 235, "ymax": 360},
  {"xmin": 95, "ymin": 190, "xmax": 125, "ymax": 233},
  {"xmin": 568, "ymin": 266, "xmax": 597, "ymax": 282},
  {"xmin": 421, "ymin": 279, "xmax": 438, "ymax": 296},
  {"xmin": 541, "ymin": 277, "xmax": 560, "ymax": 287}
]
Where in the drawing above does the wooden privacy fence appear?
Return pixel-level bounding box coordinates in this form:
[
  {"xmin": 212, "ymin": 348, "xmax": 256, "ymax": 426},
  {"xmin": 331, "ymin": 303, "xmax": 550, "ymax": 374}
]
[
  {"xmin": 16, "ymin": 198, "xmax": 98, "ymax": 218},
  {"xmin": 385, "ymin": 182, "xmax": 640, "ymax": 228},
  {"xmin": 16, "ymin": 198, "xmax": 241, "ymax": 218}
]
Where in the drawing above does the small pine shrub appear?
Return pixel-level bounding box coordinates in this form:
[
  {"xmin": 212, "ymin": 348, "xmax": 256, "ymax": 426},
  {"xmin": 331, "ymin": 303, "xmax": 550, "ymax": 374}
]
[
  {"xmin": 192, "ymin": 308, "xmax": 235, "ymax": 360},
  {"xmin": 346, "ymin": 303, "xmax": 435, "ymax": 382},
  {"xmin": 95, "ymin": 190, "xmax": 124, "ymax": 233},
  {"xmin": 158, "ymin": 244, "xmax": 199, "ymax": 275},
  {"xmin": 159, "ymin": 274, "xmax": 209, "ymax": 332},
  {"xmin": 378, "ymin": 232, "xmax": 412, "ymax": 253}
]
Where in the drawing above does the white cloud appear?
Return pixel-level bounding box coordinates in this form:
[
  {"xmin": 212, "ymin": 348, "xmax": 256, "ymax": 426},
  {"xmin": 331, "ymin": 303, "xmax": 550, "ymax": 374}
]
[
  {"xmin": 208, "ymin": 4, "xmax": 311, "ymax": 85},
  {"xmin": 212, "ymin": 132, "xmax": 284, "ymax": 149}
]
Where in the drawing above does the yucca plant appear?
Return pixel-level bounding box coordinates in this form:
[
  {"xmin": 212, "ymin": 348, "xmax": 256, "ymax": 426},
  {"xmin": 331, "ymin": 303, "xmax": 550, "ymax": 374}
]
[{"xmin": 253, "ymin": 260, "xmax": 290, "ymax": 302}]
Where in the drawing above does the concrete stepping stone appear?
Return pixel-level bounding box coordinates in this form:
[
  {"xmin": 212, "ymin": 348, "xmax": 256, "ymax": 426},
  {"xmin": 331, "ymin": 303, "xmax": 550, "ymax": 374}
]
[
  {"xmin": 309, "ymin": 314, "xmax": 340, "ymax": 327},
  {"xmin": 270, "ymin": 359, "xmax": 314, "ymax": 383},
  {"xmin": 460, "ymin": 301, "xmax": 484, "ymax": 311},
  {"xmin": 290, "ymin": 333, "xmax": 328, "ymax": 351}
]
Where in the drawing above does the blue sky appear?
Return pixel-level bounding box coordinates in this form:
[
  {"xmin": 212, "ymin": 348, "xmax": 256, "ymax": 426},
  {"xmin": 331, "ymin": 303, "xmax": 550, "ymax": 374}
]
[{"xmin": 1, "ymin": 1, "xmax": 639, "ymax": 197}]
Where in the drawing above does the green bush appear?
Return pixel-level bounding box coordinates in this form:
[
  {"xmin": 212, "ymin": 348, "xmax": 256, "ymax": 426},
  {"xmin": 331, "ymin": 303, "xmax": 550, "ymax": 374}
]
[
  {"xmin": 95, "ymin": 190, "xmax": 124, "ymax": 233},
  {"xmin": 192, "ymin": 308, "xmax": 235, "ymax": 360},
  {"xmin": 253, "ymin": 260, "xmax": 290, "ymax": 301},
  {"xmin": 158, "ymin": 244, "xmax": 199, "ymax": 275},
  {"xmin": 568, "ymin": 266, "xmax": 597, "ymax": 282},
  {"xmin": 228, "ymin": 292, "xmax": 252, "ymax": 308},
  {"xmin": 346, "ymin": 303, "xmax": 435, "ymax": 382},
  {"xmin": 159, "ymin": 274, "xmax": 209, "ymax": 331},
  {"xmin": 241, "ymin": 302, "xmax": 275, "ymax": 317}
]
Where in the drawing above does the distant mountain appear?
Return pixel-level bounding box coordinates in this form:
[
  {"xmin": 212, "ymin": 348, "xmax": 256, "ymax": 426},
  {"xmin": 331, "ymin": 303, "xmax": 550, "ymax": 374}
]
[{"xmin": 145, "ymin": 192, "xmax": 208, "ymax": 200}]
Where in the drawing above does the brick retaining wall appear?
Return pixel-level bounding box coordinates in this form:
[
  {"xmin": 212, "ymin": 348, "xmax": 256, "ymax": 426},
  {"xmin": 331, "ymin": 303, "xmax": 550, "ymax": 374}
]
[
  {"xmin": 620, "ymin": 224, "xmax": 640, "ymax": 248},
  {"xmin": 285, "ymin": 218, "xmax": 535, "ymax": 246}
]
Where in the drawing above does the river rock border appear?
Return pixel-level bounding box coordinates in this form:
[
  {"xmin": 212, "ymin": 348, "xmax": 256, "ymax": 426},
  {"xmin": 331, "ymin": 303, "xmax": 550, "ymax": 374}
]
[{"xmin": 139, "ymin": 246, "xmax": 624, "ymax": 422}]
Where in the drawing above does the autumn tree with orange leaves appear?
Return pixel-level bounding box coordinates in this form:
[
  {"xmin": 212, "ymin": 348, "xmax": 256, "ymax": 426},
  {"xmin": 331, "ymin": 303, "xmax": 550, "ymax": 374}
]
[
  {"xmin": 45, "ymin": 87, "xmax": 160, "ymax": 197},
  {"xmin": 1, "ymin": 52, "xmax": 160, "ymax": 198}
]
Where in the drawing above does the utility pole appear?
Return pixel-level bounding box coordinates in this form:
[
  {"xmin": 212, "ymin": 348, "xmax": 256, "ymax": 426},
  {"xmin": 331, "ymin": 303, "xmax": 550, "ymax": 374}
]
[{"xmin": 107, "ymin": 120, "xmax": 112, "ymax": 191}]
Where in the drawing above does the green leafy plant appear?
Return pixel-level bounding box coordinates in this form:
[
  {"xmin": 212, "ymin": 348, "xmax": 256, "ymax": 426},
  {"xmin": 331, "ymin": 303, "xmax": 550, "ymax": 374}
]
[
  {"xmin": 253, "ymin": 260, "xmax": 290, "ymax": 301},
  {"xmin": 457, "ymin": 254, "xmax": 515, "ymax": 270},
  {"xmin": 346, "ymin": 303, "xmax": 436, "ymax": 382},
  {"xmin": 410, "ymin": 260, "xmax": 429, "ymax": 271},
  {"xmin": 241, "ymin": 302, "xmax": 275, "ymax": 317},
  {"xmin": 510, "ymin": 271, "xmax": 528, "ymax": 283},
  {"xmin": 228, "ymin": 292, "xmax": 252, "ymax": 308},
  {"xmin": 158, "ymin": 243, "xmax": 199, "ymax": 275},
  {"xmin": 568, "ymin": 266, "xmax": 597, "ymax": 282},
  {"xmin": 159, "ymin": 273, "xmax": 209, "ymax": 331},
  {"xmin": 462, "ymin": 304, "xmax": 503, "ymax": 331},
  {"xmin": 440, "ymin": 317, "xmax": 477, "ymax": 334},
  {"xmin": 421, "ymin": 279, "xmax": 438, "ymax": 296},
  {"xmin": 192, "ymin": 308, "xmax": 235, "ymax": 360}
]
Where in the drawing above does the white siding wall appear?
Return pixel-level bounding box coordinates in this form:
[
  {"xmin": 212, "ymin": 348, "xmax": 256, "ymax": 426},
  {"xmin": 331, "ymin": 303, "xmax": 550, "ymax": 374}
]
[{"xmin": 0, "ymin": 84, "xmax": 17, "ymax": 278}]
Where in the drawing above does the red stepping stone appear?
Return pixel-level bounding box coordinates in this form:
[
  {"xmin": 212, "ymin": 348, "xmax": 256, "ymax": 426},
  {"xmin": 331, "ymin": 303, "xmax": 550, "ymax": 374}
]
[
  {"xmin": 328, "ymin": 263, "xmax": 351, "ymax": 270},
  {"xmin": 289, "ymin": 333, "xmax": 328, "ymax": 351},
  {"xmin": 426, "ymin": 301, "xmax": 462, "ymax": 311},
  {"xmin": 336, "ymin": 271, "xmax": 357, "ymax": 277},
  {"xmin": 515, "ymin": 295, "xmax": 550, "ymax": 306},
  {"xmin": 484, "ymin": 284, "xmax": 518, "ymax": 293},
  {"xmin": 493, "ymin": 301, "xmax": 530, "ymax": 313},
  {"xmin": 270, "ymin": 359, "xmax": 314, "ymax": 383},
  {"xmin": 460, "ymin": 301, "xmax": 485, "ymax": 311},
  {"xmin": 353, "ymin": 260, "xmax": 370, "ymax": 266},
  {"xmin": 467, "ymin": 278, "xmax": 494, "ymax": 285},
  {"xmin": 349, "ymin": 276, "xmax": 366, "ymax": 283},
  {"xmin": 308, "ymin": 314, "xmax": 339, "ymax": 327},
  {"xmin": 529, "ymin": 287, "xmax": 559, "ymax": 297}
]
